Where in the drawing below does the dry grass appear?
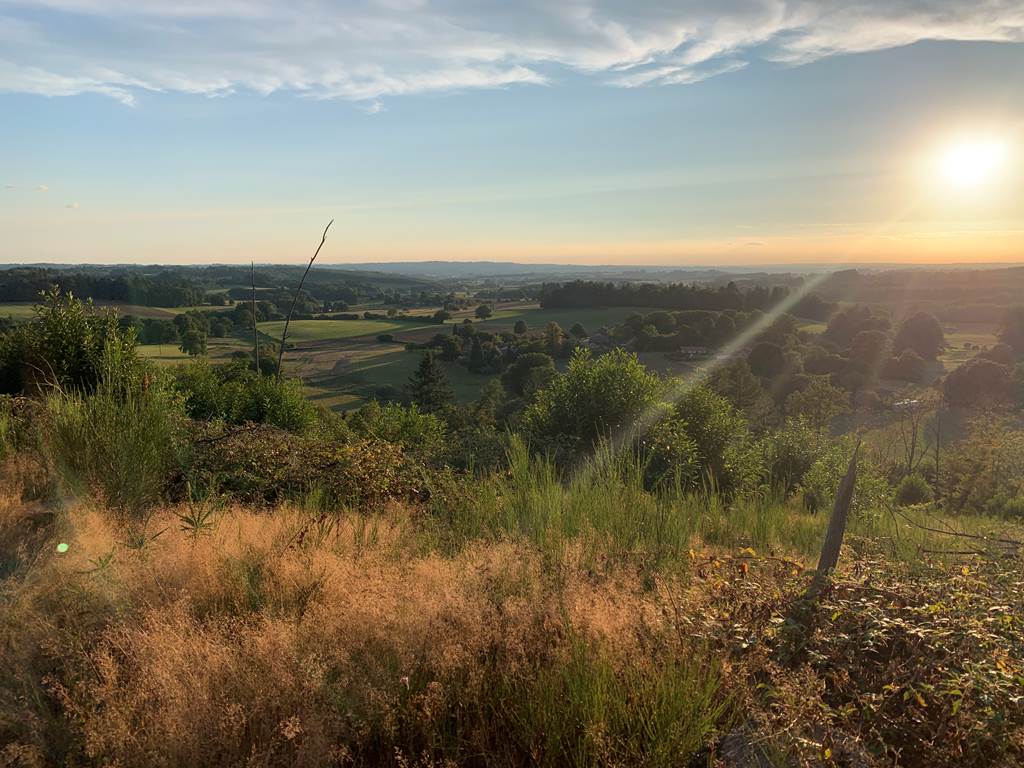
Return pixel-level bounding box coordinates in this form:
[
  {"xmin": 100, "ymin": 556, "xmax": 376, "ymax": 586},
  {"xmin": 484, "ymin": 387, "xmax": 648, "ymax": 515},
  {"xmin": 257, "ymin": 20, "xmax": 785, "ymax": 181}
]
[
  {"xmin": 0, "ymin": 500, "xmax": 736, "ymax": 767},
  {"xmin": 4, "ymin": 449, "xmax": 1022, "ymax": 766}
]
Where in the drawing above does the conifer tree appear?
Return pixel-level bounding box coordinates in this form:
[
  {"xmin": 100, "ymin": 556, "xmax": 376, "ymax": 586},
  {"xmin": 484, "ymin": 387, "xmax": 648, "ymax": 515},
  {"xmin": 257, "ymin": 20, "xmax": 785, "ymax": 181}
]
[
  {"xmin": 468, "ymin": 336, "xmax": 485, "ymax": 373},
  {"xmin": 407, "ymin": 352, "xmax": 455, "ymax": 414}
]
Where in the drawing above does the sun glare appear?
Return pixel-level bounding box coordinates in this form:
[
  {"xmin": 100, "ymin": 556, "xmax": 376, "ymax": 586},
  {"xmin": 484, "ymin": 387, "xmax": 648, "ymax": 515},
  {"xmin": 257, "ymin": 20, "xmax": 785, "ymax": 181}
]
[{"xmin": 937, "ymin": 136, "xmax": 1009, "ymax": 188}]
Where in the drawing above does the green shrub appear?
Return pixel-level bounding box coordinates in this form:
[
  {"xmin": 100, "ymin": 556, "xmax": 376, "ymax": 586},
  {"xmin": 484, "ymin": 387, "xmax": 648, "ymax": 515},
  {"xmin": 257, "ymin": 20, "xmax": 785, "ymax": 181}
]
[
  {"xmin": 347, "ymin": 400, "xmax": 446, "ymax": 463},
  {"xmin": 42, "ymin": 345, "xmax": 183, "ymax": 521},
  {"xmin": 522, "ymin": 348, "xmax": 661, "ymax": 458},
  {"xmin": 1001, "ymin": 497, "xmax": 1024, "ymax": 518},
  {"xmin": 0, "ymin": 288, "xmax": 142, "ymax": 395},
  {"xmin": 172, "ymin": 361, "xmax": 317, "ymax": 433},
  {"xmin": 895, "ymin": 473, "xmax": 932, "ymax": 506},
  {"xmin": 761, "ymin": 416, "xmax": 827, "ymax": 494},
  {"xmin": 800, "ymin": 442, "xmax": 890, "ymax": 518},
  {"xmin": 669, "ymin": 385, "xmax": 764, "ymax": 497},
  {"xmin": 637, "ymin": 415, "xmax": 700, "ymax": 490}
]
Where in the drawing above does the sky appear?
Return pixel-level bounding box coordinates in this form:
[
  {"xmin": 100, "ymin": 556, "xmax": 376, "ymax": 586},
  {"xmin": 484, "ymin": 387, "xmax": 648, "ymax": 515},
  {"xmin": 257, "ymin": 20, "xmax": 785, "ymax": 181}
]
[{"xmin": 2, "ymin": 1, "xmax": 1024, "ymax": 266}]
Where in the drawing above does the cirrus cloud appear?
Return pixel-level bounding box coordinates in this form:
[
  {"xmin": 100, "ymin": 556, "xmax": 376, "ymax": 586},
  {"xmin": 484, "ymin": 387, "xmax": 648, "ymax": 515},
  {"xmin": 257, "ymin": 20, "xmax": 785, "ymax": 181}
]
[{"xmin": 0, "ymin": 1, "xmax": 1021, "ymax": 107}]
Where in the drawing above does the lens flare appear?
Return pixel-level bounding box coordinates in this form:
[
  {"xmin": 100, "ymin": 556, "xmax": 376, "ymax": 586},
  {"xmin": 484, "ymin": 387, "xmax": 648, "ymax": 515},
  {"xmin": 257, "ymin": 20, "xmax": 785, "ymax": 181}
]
[{"xmin": 572, "ymin": 272, "xmax": 829, "ymax": 483}]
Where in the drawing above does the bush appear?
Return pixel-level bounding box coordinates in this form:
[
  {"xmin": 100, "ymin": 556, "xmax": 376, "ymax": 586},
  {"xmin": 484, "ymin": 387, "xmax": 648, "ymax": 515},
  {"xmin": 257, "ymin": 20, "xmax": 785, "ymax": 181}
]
[
  {"xmin": 522, "ymin": 348, "xmax": 661, "ymax": 458},
  {"xmin": 762, "ymin": 416, "xmax": 828, "ymax": 494},
  {"xmin": 184, "ymin": 423, "xmax": 428, "ymax": 508},
  {"xmin": 1001, "ymin": 497, "xmax": 1024, "ymax": 518},
  {"xmin": 637, "ymin": 415, "xmax": 700, "ymax": 490},
  {"xmin": 0, "ymin": 289, "xmax": 141, "ymax": 395},
  {"xmin": 42, "ymin": 345, "xmax": 183, "ymax": 521},
  {"xmin": 800, "ymin": 442, "xmax": 889, "ymax": 517},
  {"xmin": 895, "ymin": 473, "xmax": 932, "ymax": 505},
  {"xmin": 172, "ymin": 361, "xmax": 317, "ymax": 434},
  {"xmin": 669, "ymin": 385, "xmax": 764, "ymax": 496},
  {"xmin": 347, "ymin": 401, "xmax": 446, "ymax": 463}
]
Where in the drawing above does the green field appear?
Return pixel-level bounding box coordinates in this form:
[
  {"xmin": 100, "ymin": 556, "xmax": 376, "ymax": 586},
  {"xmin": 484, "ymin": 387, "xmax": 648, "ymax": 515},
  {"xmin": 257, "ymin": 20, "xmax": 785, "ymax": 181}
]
[
  {"xmin": 0, "ymin": 303, "xmax": 35, "ymax": 319},
  {"xmin": 259, "ymin": 305, "xmax": 687, "ymax": 409},
  {"xmin": 138, "ymin": 337, "xmax": 249, "ymax": 367},
  {"xmin": 0, "ymin": 301, "xmax": 221, "ymax": 321},
  {"xmin": 940, "ymin": 323, "xmax": 998, "ymax": 369},
  {"xmin": 258, "ymin": 318, "xmax": 438, "ymax": 343},
  {"xmin": 797, "ymin": 320, "xmax": 828, "ymax": 334},
  {"xmin": 138, "ymin": 344, "xmax": 190, "ymax": 364},
  {"xmin": 472, "ymin": 305, "xmax": 651, "ymax": 334},
  {"xmin": 309, "ymin": 344, "xmax": 495, "ymax": 408}
]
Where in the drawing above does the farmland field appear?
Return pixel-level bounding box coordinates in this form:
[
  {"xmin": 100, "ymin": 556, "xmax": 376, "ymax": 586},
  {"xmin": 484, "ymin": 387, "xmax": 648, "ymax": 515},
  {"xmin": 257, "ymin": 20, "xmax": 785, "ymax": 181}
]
[
  {"xmin": 138, "ymin": 337, "xmax": 249, "ymax": 366},
  {"xmin": 258, "ymin": 318, "xmax": 438, "ymax": 343},
  {"xmin": 260, "ymin": 304, "xmax": 668, "ymax": 408},
  {"xmin": 940, "ymin": 322, "xmax": 999, "ymax": 369},
  {"xmin": 0, "ymin": 301, "xmax": 219, "ymax": 320},
  {"xmin": 0, "ymin": 303, "xmax": 35, "ymax": 319}
]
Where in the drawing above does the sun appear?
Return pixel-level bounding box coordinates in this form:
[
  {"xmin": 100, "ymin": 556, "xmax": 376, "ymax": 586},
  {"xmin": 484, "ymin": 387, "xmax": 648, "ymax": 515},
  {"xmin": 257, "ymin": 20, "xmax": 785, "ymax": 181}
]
[{"xmin": 937, "ymin": 136, "xmax": 1008, "ymax": 188}]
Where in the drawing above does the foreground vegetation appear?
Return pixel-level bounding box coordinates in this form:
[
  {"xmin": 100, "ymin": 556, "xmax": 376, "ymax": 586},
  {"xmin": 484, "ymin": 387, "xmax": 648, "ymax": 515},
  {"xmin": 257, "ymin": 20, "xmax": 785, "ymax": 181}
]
[{"xmin": 2, "ymin": 290, "xmax": 1024, "ymax": 766}]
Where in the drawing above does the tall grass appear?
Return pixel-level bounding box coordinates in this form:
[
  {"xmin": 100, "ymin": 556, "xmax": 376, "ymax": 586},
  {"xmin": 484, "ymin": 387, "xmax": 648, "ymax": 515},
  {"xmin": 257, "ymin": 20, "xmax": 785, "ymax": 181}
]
[
  {"xmin": 453, "ymin": 437, "xmax": 826, "ymax": 570},
  {"xmin": 0, "ymin": 502, "xmax": 735, "ymax": 767},
  {"xmin": 41, "ymin": 345, "xmax": 182, "ymax": 524}
]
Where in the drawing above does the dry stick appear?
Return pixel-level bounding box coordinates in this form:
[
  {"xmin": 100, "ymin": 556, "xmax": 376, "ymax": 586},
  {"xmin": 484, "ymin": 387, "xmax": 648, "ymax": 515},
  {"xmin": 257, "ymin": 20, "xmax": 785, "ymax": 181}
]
[
  {"xmin": 251, "ymin": 261, "xmax": 260, "ymax": 374},
  {"xmin": 276, "ymin": 219, "xmax": 334, "ymax": 384},
  {"xmin": 891, "ymin": 505, "xmax": 1021, "ymax": 547},
  {"xmin": 806, "ymin": 441, "xmax": 860, "ymax": 599}
]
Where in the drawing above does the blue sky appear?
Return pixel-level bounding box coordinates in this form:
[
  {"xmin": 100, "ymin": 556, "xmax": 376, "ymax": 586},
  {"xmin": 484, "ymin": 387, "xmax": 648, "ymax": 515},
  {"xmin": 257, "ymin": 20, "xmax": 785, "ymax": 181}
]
[{"xmin": 2, "ymin": 1, "xmax": 1023, "ymax": 265}]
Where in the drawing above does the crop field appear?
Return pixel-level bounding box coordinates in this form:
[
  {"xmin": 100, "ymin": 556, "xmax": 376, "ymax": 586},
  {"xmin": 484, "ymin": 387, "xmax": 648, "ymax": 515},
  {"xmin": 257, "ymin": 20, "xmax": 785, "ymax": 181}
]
[
  {"xmin": 473, "ymin": 304, "xmax": 651, "ymax": 333},
  {"xmin": 0, "ymin": 303, "xmax": 35, "ymax": 319},
  {"xmin": 940, "ymin": 322, "xmax": 998, "ymax": 369},
  {"xmin": 0, "ymin": 301, "xmax": 220, "ymax": 321},
  {"xmin": 258, "ymin": 304, "xmax": 664, "ymax": 408},
  {"xmin": 138, "ymin": 337, "xmax": 249, "ymax": 366},
  {"xmin": 258, "ymin": 318, "xmax": 438, "ymax": 343}
]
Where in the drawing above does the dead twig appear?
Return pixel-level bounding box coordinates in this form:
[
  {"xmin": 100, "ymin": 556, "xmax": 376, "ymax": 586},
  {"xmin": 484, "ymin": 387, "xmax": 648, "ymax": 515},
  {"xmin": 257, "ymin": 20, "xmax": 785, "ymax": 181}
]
[
  {"xmin": 251, "ymin": 261, "xmax": 260, "ymax": 374},
  {"xmin": 276, "ymin": 220, "xmax": 333, "ymax": 383}
]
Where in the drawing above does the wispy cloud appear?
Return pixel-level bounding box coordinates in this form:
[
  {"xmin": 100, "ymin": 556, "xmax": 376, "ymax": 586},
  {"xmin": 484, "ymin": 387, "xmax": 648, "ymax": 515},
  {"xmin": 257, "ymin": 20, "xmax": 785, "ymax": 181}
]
[
  {"xmin": 66, "ymin": 201, "xmax": 79, "ymax": 209},
  {"xmin": 37, "ymin": 183, "xmax": 48, "ymax": 191},
  {"xmin": 0, "ymin": 1, "xmax": 1021, "ymax": 107}
]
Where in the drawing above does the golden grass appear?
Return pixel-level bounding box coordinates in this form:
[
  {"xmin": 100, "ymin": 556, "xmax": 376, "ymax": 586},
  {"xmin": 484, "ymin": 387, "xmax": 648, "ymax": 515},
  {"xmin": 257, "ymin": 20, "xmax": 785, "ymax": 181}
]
[{"xmin": 1, "ymin": 500, "xmax": 736, "ymax": 767}]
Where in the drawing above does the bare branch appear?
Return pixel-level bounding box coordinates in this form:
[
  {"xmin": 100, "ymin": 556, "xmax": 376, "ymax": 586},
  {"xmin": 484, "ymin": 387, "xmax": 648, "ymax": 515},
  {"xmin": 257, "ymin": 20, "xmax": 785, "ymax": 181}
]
[
  {"xmin": 251, "ymin": 261, "xmax": 260, "ymax": 374},
  {"xmin": 276, "ymin": 219, "xmax": 334, "ymax": 383}
]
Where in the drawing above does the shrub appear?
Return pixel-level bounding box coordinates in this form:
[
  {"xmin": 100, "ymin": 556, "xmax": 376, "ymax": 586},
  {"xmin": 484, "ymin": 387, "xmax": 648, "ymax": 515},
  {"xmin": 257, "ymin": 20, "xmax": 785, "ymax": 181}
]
[
  {"xmin": 42, "ymin": 346, "xmax": 183, "ymax": 522},
  {"xmin": 522, "ymin": 348, "xmax": 661, "ymax": 458},
  {"xmin": 895, "ymin": 473, "xmax": 932, "ymax": 505},
  {"xmin": 762, "ymin": 416, "xmax": 828, "ymax": 494},
  {"xmin": 347, "ymin": 401, "xmax": 447, "ymax": 463},
  {"xmin": 1001, "ymin": 497, "xmax": 1024, "ymax": 518},
  {"xmin": 669, "ymin": 385, "xmax": 764, "ymax": 497},
  {"xmin": 184, "ymin": 423, "xmax": 427, "ymax": 508},
  {"xmin": 0, "ymin": 289, "xmax": 141, "ymax": 395},
  {"xmin": 637, "ymin": 415, "xmax": 700, "ymax": 490},
  {"xmin": 172, "ymin": 361, "xmax": 317, "ymax": 434},
  {"xmin": 800, "ymin": 442, "xmax": 889, "ymax": 517}
]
